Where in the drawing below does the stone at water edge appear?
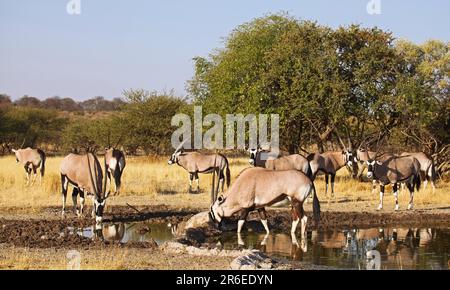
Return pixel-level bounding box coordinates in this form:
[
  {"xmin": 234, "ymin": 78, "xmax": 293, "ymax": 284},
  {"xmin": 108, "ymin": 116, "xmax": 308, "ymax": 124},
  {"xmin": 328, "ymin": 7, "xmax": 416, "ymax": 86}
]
[
  {"xmin": 230, "ymin": 252, "xmax": 275, "ymax": 270},
  {"xmin": 185, "ymin": 211, "xmax": 212, "ymax": 229}
]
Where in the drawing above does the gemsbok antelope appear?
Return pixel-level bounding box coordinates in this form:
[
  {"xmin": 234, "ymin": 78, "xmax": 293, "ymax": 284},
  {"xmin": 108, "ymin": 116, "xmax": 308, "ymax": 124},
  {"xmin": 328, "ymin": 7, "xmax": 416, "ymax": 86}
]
[
  {"xmin": 307, "ymin": 148, "xmax": 357, "ymax": 198},
  {"xmin": 356, "ymin": 149, "xmax": 396, "ymax": 193},
  {"xmin": 248, "ymin": 147, "xmax": 313, "ymax": 179},
  {"xmin": 168, "ymin": 141, "xmax": 230, "ymax": 196},
  {"xmin": 105, "ymin": 148, "xmax": 126, "ymax": 195},
  {"xmin": 12, "ymin": 147, "xmax": 46, "ymax": 186},
  {"xmin": 209, "ymin": 167, "xmax": 320, "ymax": 239},
  {"xmin": 366, "ymin": 152, "xmax": 421, "ymax": 211},
  {"xmin": 60, "ymin": 152, "xmax": 110, "ymax": 223},
  {"xmin": 399, "ymin": 152, "xmax": 436, "ymax": 192}
]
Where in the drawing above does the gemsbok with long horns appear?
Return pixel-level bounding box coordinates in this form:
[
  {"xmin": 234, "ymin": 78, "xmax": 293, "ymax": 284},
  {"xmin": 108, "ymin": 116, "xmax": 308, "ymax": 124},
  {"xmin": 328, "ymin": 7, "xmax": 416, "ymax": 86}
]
[
  {"xmin": 12, "ymin": 147, "xmax": 46, "ymax": 186},
  {"xmin": 210, "ymin": 167, "xmax": 320, "ymax": 239},
  {"xmin": 60, "ymin": 152, "xmax": 110, "ymax": 223},
  {"xmin": 104, "ymin": 148, "xmax": 126, "ymax": 195},
  {"xmin": 399, "ymin": 152, "xmax": 436, "ymax": 192},
  {"xmin": 356, "ymin": 149, "xmax": 397, "ymax": 193},
  {"xmin": 168, "ymin": 141, "xmax": 230, "ymax": 197},
  {"xmin": 366, "ymin": 149, "xmax": 421, "ymax": 211},
  {"xmin": 307, "ymin": 135, "xmax": 357, "ymax": 198}
]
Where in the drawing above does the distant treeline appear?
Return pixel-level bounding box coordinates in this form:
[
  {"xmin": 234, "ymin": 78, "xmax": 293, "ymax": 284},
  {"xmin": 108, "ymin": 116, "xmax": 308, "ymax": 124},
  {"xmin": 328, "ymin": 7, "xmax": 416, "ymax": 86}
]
[
  {"xmin": 0, "ymin": 90, "xmax": 187, "ymax": 156},
  {"xmin": 0, "ymin": 95, "xmax": 125, "ymax": 112}
]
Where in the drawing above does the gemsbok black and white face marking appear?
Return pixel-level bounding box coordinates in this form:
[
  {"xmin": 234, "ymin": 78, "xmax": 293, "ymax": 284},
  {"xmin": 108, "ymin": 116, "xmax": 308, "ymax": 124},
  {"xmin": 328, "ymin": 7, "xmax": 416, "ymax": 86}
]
[
  {"xmin": 248, "ymin": 148, "xmax": 259, "ymax": 165},
  {"xmin": 210, "ymin": 195, "xmax": 226, "ymax": 224},
  {"xmin": 343, "ymin": 150, "xmax": 354, "ymax": 167},
  {"xmin": 167, "ymin": 151, "xmax": 181, "ymax": 165},
  {"xmin": 366, "ymin": 160, "xmax": 382, "ymax": 179},
  {"xmin": 94, "ymin": 198, "xmax": 106, "ymax": 223}
]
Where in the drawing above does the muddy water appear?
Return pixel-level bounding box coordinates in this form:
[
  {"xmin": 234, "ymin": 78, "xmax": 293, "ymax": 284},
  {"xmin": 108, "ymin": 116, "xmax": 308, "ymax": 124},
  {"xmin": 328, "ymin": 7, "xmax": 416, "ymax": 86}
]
[
  {"xmin": 71, "ymin": 222, "xmax": 173, "ymax": 245},
  {"xmin": 74, "ymin": 222, "xmax": 450, "ymax": 270}
]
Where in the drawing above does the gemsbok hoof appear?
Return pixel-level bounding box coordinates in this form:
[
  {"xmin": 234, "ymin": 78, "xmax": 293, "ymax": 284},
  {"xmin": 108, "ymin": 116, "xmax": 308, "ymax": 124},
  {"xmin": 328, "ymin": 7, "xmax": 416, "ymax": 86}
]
[
  {"xmin": 377, "ymin": 205, "xmax": 383, "ymax": 211},
  {"xmin": 407, "ymin": 204, "xmax": 413, "ymax": 210},
  {"xmin": 395, "ymin": 205, "xmax": 399, "ymax": 211}
]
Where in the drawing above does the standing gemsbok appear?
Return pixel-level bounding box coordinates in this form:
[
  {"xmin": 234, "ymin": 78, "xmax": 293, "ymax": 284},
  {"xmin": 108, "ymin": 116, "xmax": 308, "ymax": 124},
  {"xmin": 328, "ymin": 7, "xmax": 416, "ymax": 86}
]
[
  {"xmin": 366, "ymin": 151, "xmax": 421, "ymax": 211},
  {"xmin": 104, "ymin": 148, "xmax": 126, "ymax": 195},
  {"xmin": 12, "ymin": 147, "xmax": 46, "ymax": 186},
  {"xmin": 168, "ymin": 142, "xmax": 230, "ymax": 196},
  {"xmin": 399, "ymin": 152, "xmax": 436, "ymax": 192},
  {"xmin": 60, "ymin": 152, "xmax": 110, "ymax": 223},
  {"xmin": 356, "ymin": 149, "xmax": 396, "ymax": 193},
  {"xmin": 248, "ymin": 147, "xmax": 313, "ymax": 179},
  {"xmin": 210, "ymin": 167, "xmax": 320, "ymax": 239},
  {"xmin": 307, "ymin": 144, "xmax": 357, "ymax": 198}
]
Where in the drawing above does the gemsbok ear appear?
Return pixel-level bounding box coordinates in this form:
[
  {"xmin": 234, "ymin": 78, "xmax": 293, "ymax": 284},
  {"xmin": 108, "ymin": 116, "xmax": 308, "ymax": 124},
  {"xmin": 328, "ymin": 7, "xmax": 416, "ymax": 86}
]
[
  {"xmin": 376, "ymin": 161, "xmax": 383, "ymax": 166},
  {"xmin": 11, "ymin": 149, "xmax": 16, "ymax": 153}
]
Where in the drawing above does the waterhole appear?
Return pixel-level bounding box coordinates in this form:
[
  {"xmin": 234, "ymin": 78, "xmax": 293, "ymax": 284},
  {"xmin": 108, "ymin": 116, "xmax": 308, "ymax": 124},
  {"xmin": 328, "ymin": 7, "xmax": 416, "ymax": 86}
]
[{"xmin": 72, "ymin": 222, "xmax": 450, "ymax": 269}]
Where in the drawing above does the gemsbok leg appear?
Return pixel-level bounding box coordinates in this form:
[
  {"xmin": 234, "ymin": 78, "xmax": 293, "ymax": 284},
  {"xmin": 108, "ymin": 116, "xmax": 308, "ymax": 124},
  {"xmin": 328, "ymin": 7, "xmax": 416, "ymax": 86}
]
[
  {"xmin": 291, "ymin": 199, "xmax": 308, "ymax": 237},
  {"xmin": 194, "ymin": 172, "xmax": 199, "ymax": 193},
  {"xmin": 72, "ymin": 187, "xmax": 79, "ymax": 216},
  {"xmin": 237, "ymin": 208, "xmax": 250, "ymax": 246},
  {"xmin": 31, "ymin": 165, "xmax": 38, "ymax": 186},
  {"xmin": 330, "ymin": 174, "xmax": 336, "ymax": 198},
  {"xmin": 378, "ymin": 185, "xmax": 385, "ymax": 211},
  {"xmin": 406, "ymin": 180, "xmax": 415, "ymax": 210},
  {"xmin": 324, "ymin": 174, "xmax": 329, "ymax": 197},
  {"xmin": 61, "ymin": 174, "xmax": 68, "ymax": 216},
  {"xmin": 189, "ymin": 173, "xmax": 194, "ymax": 193},
  {"xmin": 393, "ymin": 183, "xmax": 399, "ymax": 211},
  {"xmin": 25, "ymin": 165, "xmax": 31, "ymax": 186},
  {"xmin": 258, "ymin": 208, "xmax": 270, "ymax": 234}
]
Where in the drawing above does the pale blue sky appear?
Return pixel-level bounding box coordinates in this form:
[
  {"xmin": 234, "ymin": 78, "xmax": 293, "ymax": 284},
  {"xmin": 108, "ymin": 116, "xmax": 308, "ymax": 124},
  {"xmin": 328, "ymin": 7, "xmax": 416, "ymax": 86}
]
[{"xmin": 1, "ymin": 0, "xmax": 449, "ymax": 100}]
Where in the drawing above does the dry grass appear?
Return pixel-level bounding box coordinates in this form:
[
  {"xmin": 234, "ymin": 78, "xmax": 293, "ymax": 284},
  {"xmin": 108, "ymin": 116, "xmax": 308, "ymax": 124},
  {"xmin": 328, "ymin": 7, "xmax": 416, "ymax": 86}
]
[
  {"xmin": 0, "ymin": 155, "xmax": 449, "ymax": 213},
  {"xmin": 0, "ymin": 246, "xmax": 233, "ymax": 270}
]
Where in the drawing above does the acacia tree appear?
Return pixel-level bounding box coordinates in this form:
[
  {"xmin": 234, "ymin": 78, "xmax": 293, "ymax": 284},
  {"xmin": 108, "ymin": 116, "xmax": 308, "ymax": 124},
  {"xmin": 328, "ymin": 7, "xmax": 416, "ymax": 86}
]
[
  {"xmin": 394, "ymin": 40, "xmax": 450, "ymax": 177},
  {"xmin": 188, "ymin": 14, "xmax": 402, "ymax": 153}
]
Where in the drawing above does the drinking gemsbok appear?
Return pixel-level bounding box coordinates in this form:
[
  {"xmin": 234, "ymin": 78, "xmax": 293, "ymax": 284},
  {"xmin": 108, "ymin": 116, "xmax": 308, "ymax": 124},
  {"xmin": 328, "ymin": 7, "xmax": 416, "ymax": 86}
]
[{"xmin": 60, "ymin": 152, "xmax": 110, "ymax": 223}]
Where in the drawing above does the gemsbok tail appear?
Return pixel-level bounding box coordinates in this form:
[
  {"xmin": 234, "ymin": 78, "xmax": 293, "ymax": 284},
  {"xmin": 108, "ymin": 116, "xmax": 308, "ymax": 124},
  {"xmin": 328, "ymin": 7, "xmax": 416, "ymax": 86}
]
[
  {"xmin": 38, "ymin": 149, "xmax": 46, "ymax": 178},
  {"xmin": 312, "ymin": 183, "xmax": 320, "ymax": 224},
  {"xmin": 414, "ymin": 172, "xmax": 421, "ymax": 192}
]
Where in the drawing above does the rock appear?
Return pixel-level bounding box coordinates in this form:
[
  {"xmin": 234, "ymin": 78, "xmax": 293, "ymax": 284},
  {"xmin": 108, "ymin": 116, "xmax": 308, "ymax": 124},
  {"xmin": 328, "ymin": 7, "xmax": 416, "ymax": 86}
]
[
  {"xmin": 230, "ymin": 252, "xmax": 275, "ymax": 270},
  {"xmin": 40, "ymin": 235, "xmax": 48, "ymax": 240},
  {"xmin": 185, "ymin": 228, "xmax": 206, "ymax": 244},
  {"xmin": 185, "ymin": 212, "xmax": 211, "ymax": 229}
]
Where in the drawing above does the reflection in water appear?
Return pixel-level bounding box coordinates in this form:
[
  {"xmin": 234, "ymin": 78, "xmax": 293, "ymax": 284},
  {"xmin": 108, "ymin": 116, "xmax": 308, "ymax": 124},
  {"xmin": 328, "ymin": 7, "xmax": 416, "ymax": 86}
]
[
  {"xmin": 220, "ymin": 227, "xmax": 450, "ymax": 270},
  {"xmin": 74, "ymin": 222, "xmax": 173, "ymax": 245},
  {"xmin": 73, "ymin": 222, "xmax": 450, "ymax": 270}
]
